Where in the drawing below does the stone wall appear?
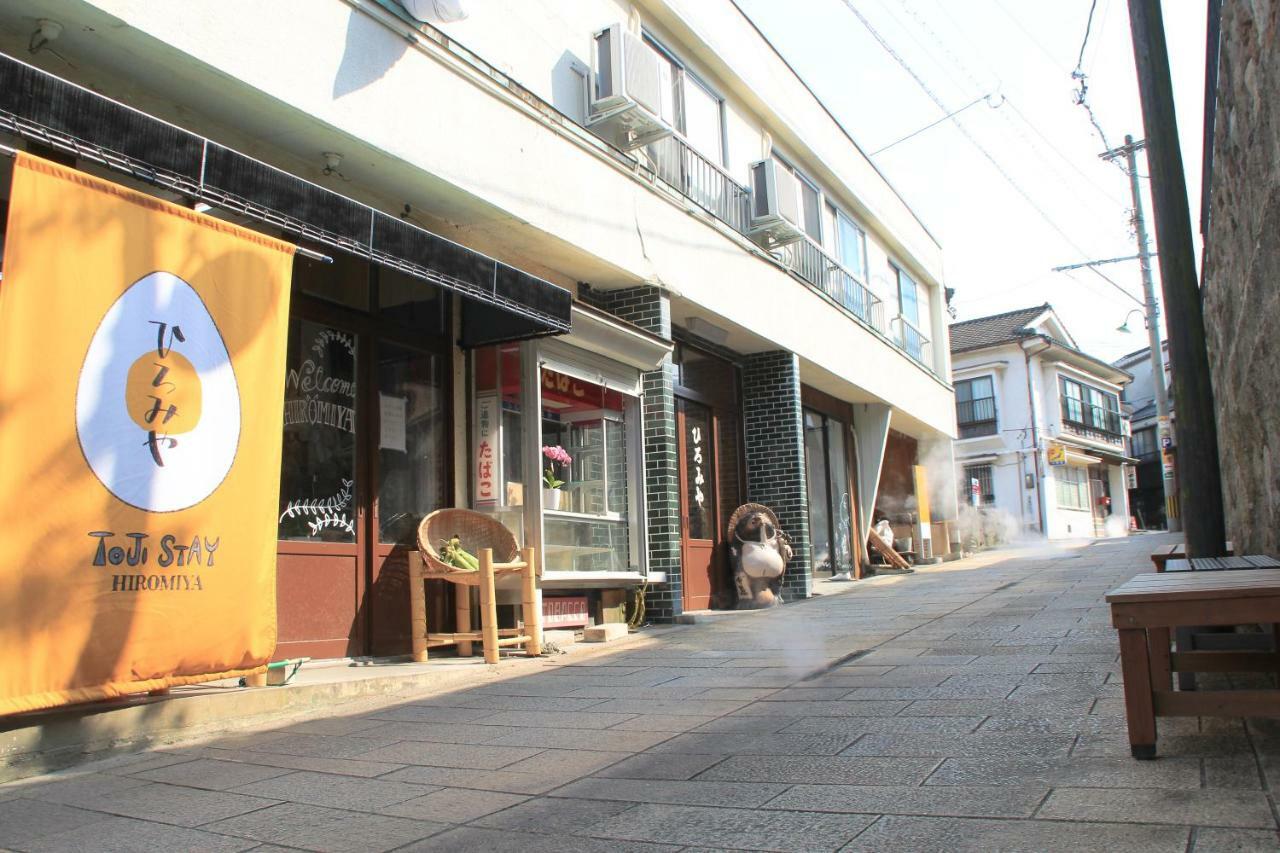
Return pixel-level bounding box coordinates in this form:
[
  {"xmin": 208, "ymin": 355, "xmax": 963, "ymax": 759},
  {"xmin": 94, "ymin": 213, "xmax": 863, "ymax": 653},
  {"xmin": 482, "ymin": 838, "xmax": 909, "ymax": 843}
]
[{"xmin": 1205, "ymin": 1, "xmax": 1280, "ymax": 557}]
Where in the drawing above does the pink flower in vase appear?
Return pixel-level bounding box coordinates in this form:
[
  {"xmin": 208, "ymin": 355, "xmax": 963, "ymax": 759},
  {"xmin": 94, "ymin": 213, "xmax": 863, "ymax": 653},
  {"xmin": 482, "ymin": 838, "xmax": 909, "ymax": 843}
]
[{"xmin": 541, "ymin": 445, "xmax": 573, "ymax": 489}]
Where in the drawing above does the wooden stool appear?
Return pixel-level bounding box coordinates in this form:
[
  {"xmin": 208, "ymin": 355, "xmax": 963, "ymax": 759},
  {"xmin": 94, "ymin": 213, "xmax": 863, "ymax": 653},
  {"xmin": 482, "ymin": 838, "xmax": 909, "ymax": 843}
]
[{"xmin": 410, "ymin": 508, "xmax": 542, "ymax": 664}]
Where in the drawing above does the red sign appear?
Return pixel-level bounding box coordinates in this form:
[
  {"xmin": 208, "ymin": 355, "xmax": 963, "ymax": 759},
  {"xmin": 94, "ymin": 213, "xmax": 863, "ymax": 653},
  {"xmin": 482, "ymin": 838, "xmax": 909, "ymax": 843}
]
[{"xmin": 543, "ymin": 595, "xmax": 590, "ymax": 628}]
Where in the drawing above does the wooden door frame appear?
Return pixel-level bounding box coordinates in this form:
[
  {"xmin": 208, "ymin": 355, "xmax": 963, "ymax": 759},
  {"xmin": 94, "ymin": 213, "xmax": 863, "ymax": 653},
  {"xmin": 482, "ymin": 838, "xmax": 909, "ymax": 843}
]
[
  {"xmin": 676, "ymin": 397, "xmax": 722, "ymax": 611},
  {"xmin": 281, "ymin": 280, "xmax": 454, "ymax": 658},
  {"xmin": 277, "ymin": 299, "xmax": 368, "ymax": 659}
]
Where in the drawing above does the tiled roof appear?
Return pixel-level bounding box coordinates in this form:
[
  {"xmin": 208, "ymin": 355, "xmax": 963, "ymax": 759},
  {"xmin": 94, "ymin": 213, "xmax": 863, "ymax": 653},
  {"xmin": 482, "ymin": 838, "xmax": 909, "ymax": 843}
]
[{"xmin": 949, "ymin": 304, "xmax": 1050, "ymax": 354}]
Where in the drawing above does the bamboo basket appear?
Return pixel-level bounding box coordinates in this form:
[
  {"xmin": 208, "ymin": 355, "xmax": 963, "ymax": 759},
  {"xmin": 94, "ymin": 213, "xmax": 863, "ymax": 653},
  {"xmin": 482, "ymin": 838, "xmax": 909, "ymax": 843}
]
[{"xmin": 410, "ymin": 509, "xmax": 541, "ymax": 664}]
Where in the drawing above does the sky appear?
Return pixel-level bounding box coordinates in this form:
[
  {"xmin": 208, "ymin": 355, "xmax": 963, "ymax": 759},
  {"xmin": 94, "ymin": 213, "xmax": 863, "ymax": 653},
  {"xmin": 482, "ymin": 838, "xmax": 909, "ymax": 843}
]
[{"xmin": 734, "ymin": 0, "xmax": 1208, "ymax": 363}]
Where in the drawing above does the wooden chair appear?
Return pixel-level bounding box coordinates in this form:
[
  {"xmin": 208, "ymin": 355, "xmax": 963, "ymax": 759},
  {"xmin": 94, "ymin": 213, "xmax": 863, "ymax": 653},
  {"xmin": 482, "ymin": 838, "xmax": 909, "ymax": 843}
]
[{"xmin": 410, "ymin": 509, "xmax": 541, "ymax": 664}]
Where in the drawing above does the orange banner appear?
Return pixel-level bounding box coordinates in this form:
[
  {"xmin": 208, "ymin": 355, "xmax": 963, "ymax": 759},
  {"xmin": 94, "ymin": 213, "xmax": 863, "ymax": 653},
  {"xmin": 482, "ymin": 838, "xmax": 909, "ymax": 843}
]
[{"xmin": 0, "ymin": 154, "xmax": 294, "ymax": 714}]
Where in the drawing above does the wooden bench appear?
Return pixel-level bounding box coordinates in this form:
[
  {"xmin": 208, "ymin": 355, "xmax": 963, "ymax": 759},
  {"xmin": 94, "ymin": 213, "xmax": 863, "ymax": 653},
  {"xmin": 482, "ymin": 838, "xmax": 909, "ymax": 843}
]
[
  {"xmin": 1107, "ymin": 568, "xmax": 1280, "ymax": 759},
  {"xmin": 1151, "ymin": 541, "xmax": 1234, "ymax": 572}
]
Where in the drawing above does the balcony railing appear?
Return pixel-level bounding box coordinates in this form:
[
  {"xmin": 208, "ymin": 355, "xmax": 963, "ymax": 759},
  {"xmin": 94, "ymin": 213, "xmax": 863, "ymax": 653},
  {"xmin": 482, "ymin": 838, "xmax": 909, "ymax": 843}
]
[
  {"xmin": 957, "ymin": 398, "xmax": 997, "ymax": 438},
  {"xmin": 639, "ymin": 138, "xmax": 938, "ymax": 376},
  {"xmin": 1060, "ymin": 396, "xmax": 1125, "ymax": 443},
  {"xmin": 779, "ymin": 237, "xmax": 886, "ymax": 334},
  {"xmin": 891, "ymin": 314, "xmax": 933, "ymax": 369},
  {"xmin": 647, "ymin": 136, "xmax": 751, "ymax": 234}
]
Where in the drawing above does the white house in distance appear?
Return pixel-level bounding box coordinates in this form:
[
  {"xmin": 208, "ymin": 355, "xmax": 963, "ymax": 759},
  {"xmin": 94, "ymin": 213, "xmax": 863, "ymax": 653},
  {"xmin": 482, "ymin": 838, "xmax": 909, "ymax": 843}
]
[{"xmin": 950, "ymin": 305, "xmax": 1134, "ymax": 540}]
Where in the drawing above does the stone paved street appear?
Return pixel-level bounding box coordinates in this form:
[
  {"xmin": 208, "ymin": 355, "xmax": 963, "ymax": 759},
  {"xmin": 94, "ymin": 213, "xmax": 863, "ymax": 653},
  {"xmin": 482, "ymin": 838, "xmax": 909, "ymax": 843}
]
[{"xmin": 5, "ymin": 533, "xmax": 1280, "ymax": 852}]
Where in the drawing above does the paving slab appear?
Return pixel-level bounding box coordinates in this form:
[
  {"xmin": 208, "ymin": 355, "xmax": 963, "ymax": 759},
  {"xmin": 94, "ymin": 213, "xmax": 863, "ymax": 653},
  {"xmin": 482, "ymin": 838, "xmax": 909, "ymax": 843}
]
[
  {"xmin": 377, "ymin": 786, "xmax": 529, "ymax": 822},
  {"xmin": 73, "ymin": 780, "xmax": 279, "ymax": 827},
  {"xmin": 355, "ymin": 741, "xmax": 545, "ymax": 769},
  {"xmin": 21, "ymin": 815, "xmax": 257, "ymax": 853},
  {"xmin": 127, "ymin": 757, "xmax": 293, "ymax": 790},
  {"xmin": 764, "ymin": 783, "xmax": 1048, "ymax": 818},
  {"xmin": 203, "ymin": 801, "xmax": 447, "ymax": 852},
  {"xmin": 551, "ymin": 777, "xmax": 790, "ymax": 807},
  {"xmin": 585, "ymin": 802, "xmax": 877, "ymax": 851},
  {"xmin": 698, "ymin": 754, "xmax": 939, "ymax": 785},
  {"xmin": 1038, "ymin": 787, "xmax": 1277, "ymax": 829},
  {"xmin": 648, "ymin": 731, "xmax": 857, "ymax": 756},
  {"xmin": 926, "ymin": 755, "xmax": 1204, "ymax": 789},
  {"xmin": 0, "ymin": 798, "xmax": 114, "ymax": 849},
  {"xmin": 1191, "ymin": 828, "xmax": 1280, "ymax": 852},
  {"xmin": 840, "ymin": 732, "xmax": 1075, "ymax": 759},
  {"xmin": 402, "ymin": 825, "xmax": 679, "ymax": 852},
  {"xmin": 230, "ymin": 769, "xmax": 433, "ymax": 810}
]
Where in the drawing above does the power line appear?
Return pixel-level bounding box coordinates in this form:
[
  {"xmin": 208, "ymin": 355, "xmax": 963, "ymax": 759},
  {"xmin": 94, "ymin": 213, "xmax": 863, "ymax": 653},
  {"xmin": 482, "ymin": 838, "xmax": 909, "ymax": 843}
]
[
  {"xmin": 871, "ymin": 93, "xmax": 995, "ymax": 155},
  {"xmin": 1002, "ymin": 98, "xmax": 1128, "ymax": 207},
  {"xmin": 889, "ymin": 1, "xmax": 1131, "ymax": 222},
  {"xmin": 989, "ymin": 0, "xmax": 1065, "ymax": 72},
  {"xmin": 1074, "ymin": 0, "xmax": 1100, "ymax": 72},
  {"xmin": 1070, "ymin": 0, "xmax": 1131, "ymax": 177},
  {"xmin": 837, "ymin": 0, "xmax": 1139, "ymax": 302}
]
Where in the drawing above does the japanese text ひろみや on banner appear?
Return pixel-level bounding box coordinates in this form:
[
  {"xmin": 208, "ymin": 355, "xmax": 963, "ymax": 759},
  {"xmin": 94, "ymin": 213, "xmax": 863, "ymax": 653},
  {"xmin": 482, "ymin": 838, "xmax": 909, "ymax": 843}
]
[{"xmin": 0, "ymin": 154, "xmax": 294, "ymax": 714}]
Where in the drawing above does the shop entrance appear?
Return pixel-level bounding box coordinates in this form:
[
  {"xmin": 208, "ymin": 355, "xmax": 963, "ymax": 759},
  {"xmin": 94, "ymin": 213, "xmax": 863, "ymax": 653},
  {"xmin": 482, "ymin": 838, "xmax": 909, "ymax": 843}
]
[
  {"xmin": 677, "ymin": 398, "xmax": 719, "ymax": 611},
  {"xmin": 275, "ymin": 254, "xmax": 450, "ymax": 660},
  {"xmin": 672, "ymin": 340, "xmax": 743, "ymax": 610}
]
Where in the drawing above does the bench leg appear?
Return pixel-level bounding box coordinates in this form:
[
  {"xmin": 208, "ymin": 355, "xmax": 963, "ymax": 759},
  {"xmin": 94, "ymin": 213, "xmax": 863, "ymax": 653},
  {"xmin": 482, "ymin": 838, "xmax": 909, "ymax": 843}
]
[
  {"xmin": 1148, "ymin": 627, "xmax": 1172, "ymax": 692},
  {"xmin": 1175, "ymin": 627, "xmax": 1196, "ymax": 691},
  {"xmin": 1118, "ymin": 627, "xmax": 1158, "ymax": 759}
]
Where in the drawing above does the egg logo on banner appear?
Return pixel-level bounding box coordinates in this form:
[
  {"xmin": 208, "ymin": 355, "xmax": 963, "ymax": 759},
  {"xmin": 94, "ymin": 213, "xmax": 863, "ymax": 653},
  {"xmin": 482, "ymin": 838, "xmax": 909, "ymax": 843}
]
[{"xmin": 76, "ymin": 272, "xmax": 241, "ymax": 513}]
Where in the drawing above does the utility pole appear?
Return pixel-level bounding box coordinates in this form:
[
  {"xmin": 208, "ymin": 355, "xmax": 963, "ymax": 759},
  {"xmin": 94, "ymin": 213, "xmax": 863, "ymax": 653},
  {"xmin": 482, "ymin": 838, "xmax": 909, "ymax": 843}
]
[
  {"xmin": 1126, "ymin": 0, "xmax": 1226, "ymax": 556},
  {"xmin": 1101, "ymin": 135, "xmax": 1180, "ymax": 533}
]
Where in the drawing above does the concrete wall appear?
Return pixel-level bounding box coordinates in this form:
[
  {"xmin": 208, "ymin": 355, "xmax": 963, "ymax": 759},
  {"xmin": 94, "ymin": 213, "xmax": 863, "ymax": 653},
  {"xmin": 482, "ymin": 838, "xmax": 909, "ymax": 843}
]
[
  {"xmin": 1205, "ymin": 0, "xmax": 1280, "ymax": 558},
  {"xmin": 50, "ymin": 0, "xmax": 953, "ymax": 433}
]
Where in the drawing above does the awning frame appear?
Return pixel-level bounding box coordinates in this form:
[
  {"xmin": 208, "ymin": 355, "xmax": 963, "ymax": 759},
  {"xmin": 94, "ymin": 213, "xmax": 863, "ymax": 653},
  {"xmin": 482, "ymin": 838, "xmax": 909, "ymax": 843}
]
[{"xmin": 0, "ymin": 51, "xmax": 571, "ymax": 339}]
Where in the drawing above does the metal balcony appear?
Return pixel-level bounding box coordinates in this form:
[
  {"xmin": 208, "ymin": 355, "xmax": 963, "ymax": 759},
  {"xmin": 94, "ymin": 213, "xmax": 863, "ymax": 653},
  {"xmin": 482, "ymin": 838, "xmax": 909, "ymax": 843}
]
[
  {"xmin": 646, "ymin": 136, "xmax": 751, "ymax": 234},
  {"xmin": 639, "ymin": 138, "xmax": 937, "ymax": 377},
  {"xmin": 778, "ymin": 237, "xmax": 886, "ymax": 334}
]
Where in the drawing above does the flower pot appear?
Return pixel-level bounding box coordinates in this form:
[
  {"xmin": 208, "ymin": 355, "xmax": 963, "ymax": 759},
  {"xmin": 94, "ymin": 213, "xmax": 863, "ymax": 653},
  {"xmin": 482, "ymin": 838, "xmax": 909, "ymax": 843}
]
[{"xmin": 543, "ymin": 488, "xmax": 563, "ymax": 511}]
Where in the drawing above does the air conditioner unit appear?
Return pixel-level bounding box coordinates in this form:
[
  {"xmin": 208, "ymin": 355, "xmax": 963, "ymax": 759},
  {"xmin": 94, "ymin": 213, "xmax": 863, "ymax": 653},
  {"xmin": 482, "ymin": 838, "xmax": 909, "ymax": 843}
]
[
  {"xmin": 746, "ymin": 159, "xmax": 805, "ymax": 247},
  {"xmin": 586, "ymin": 25, "xmax": 674, "ymax": 151}
]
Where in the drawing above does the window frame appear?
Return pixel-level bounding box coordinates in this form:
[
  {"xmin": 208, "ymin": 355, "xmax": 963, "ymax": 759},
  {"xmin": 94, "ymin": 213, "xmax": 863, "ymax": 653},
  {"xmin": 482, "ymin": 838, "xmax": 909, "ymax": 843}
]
[
  {"xmin": 641, "ymin": 31, "xmax": 728, "ymax": 167},
  {"xmin": 962, "ymin": 463, "xmax": 996, "ymax": 506},
  {"xmin": 1055, "ymin": 465, "xmax": 1091, "ymax": 510},
  {"xmin": 893, "ymin": 263, "xmax": 921, "ymax": 328},
  {"xmin": 1059, "ymin": 376, "xmax": 1122, "ymax": 436},
  {"xmin": 1130, "ymin": 425, "xmax": 1157, "ymax": 460},
  {"xmin": 829, "ymin": 202, "xmax": 868, "ymax": 282},
  {"xmin": 954, "ymin": 375, "xmax": 998, "ymax": 438}
]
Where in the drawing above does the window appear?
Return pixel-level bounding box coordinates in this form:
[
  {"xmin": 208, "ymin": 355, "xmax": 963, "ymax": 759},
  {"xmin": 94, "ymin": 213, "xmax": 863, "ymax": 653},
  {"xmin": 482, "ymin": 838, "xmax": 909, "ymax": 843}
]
[
  {"xmin": 540, "ymin": 370, "xmax": 635, "ymax": 571},
  {"xmin": 1055, "ymin": 465, "xmax": 1091, "ymax": 510},
  {"xmin": 683, "ymin": 75, "xmax": 724, "ymax": 165},
  {"xmin": 962, "ymin": 464, "xmax": 995, "ymax": 506},
  {"xmin": 643, "ymin": 35, "xmax": 725, "ymax": 166},
  {"xmin": 955, "ymin": 376, "xmax": 997, "ymax": 438},
  {"xmin": 834, "ymin": 208, "xmax": 867, "ymax": 281},
  {"xmin": 1130, "ymin": 426, "xmax": 1156, "ymax": 459},
  {"xmin": 804, "ymin": 409, "xmax": 856, "ymax": 575},
  {"xmin": 1060, "ymin": 377, "xmax": 1122, "ymax": 435},
  {"xmin": 895, "ymin": 265, "xmax": 920, "ymax": 327}
]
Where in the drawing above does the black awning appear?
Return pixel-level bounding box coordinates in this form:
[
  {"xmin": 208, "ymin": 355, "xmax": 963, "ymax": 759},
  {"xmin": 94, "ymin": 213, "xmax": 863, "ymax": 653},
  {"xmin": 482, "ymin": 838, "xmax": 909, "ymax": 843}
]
[{"xmin": 0, "ymin": 52, "xmax": 571, "ymax": 340}]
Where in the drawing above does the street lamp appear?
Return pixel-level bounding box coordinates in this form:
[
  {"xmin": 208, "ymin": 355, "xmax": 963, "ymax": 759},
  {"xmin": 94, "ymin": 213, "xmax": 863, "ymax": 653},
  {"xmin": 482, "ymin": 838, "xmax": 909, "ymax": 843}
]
[{"xmin": 1117, "ymin": 308, "xmax": 1146, "ymax": 334}]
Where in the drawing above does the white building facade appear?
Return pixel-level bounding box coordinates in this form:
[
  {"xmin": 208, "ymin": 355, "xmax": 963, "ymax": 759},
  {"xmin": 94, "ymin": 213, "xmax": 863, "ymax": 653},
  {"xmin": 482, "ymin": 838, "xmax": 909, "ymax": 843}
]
[
  {"xmin": 0, "ymin": 0, "xmax": 957, "ymax": 654},
  {"xmin": 951, "ymin": 306, "xmax": 1134, "ymax": 540}
]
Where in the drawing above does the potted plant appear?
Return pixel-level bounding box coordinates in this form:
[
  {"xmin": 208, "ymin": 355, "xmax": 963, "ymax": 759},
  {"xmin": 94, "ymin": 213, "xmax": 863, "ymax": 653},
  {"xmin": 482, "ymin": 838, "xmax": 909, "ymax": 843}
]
[{"xmin": 542, "ymin": 445, "xmax": 573, "ymax": 511}]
